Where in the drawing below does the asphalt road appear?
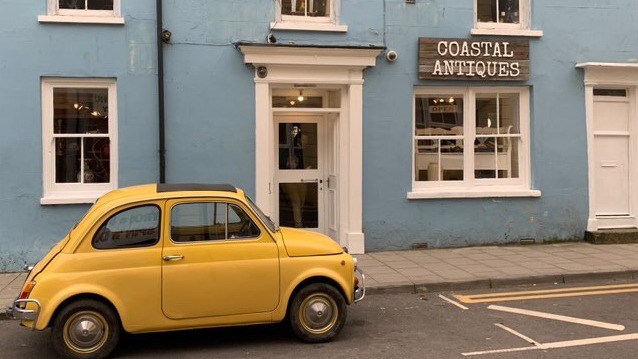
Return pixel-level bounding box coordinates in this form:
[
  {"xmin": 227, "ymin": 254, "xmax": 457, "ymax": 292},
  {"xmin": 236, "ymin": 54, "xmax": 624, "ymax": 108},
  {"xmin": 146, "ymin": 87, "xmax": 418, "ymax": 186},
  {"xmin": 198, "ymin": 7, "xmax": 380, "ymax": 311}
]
[{"xmin": 2, "ymin": 280, "xmax": 638, "ymax": 359}]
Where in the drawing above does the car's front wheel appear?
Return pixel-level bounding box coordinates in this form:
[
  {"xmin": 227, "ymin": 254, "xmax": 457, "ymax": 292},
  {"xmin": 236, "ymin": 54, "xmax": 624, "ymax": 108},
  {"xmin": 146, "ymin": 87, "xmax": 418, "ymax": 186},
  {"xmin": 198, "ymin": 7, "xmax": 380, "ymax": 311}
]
[
  {"xmin": 51, "ymin": 299, "xmax": 121, "ymax": 359},
  {"xmin": 289, "ymin": 283, "xmax": 347, "ymax": 343}
]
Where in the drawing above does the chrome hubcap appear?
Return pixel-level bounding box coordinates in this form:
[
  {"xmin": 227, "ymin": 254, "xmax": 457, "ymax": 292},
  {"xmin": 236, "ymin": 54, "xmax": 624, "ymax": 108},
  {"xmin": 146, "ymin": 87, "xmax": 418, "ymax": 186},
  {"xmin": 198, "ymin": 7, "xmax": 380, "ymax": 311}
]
[
  {"xmin": 64, "ymin": 312, "xmax": 107, "ymax": 353},
  {"xmin": 300, "ymin": 294, "xmax": 337, "ymax": 333}
]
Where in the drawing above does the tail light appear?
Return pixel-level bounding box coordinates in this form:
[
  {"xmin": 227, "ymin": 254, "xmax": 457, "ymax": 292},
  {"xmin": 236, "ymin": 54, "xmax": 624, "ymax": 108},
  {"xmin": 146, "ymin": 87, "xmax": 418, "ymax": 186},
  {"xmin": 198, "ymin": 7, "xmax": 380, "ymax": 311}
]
[{"xmin": 19, "ymin": 281, "xmax": 36, "ymax": 300}]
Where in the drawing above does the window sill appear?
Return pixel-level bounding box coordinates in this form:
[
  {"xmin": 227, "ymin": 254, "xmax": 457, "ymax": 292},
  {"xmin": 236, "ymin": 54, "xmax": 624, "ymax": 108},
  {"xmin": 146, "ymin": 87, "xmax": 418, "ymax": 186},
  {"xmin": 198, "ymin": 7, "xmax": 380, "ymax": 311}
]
[
  {"xmin": 470, "ymin": 28, "xmax": 543, "ymax": 37},
  {"xmin": 270, "ymin": 21, "xmax": 347, "ymax": 32},
  {"xmin": 40, "ymin": 191, "xmax": 109, "ymax": 205},
  {"xmin": 407, "ymin": 188, "xmax": 541, "ymax": 199},
  {"xmin": 38, "ymin": 15, "xmax": 125, "ymax": 25}
]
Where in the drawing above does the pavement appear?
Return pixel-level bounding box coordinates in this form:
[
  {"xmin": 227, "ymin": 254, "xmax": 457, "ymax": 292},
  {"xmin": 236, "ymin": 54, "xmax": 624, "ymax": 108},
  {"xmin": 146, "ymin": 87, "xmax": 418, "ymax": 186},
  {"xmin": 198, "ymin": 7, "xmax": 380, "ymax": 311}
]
[{"xmin": 2, "ymin": 241, "xmax": 638, "ymax": 320}]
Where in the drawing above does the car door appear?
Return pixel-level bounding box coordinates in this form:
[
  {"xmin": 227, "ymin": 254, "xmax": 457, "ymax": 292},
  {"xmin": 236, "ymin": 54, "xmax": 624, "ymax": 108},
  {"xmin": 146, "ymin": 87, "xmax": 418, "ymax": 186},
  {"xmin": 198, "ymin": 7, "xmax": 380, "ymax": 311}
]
[{"xmin": 161, "ymin": 198, "xmax": 280, "ymax": 320}]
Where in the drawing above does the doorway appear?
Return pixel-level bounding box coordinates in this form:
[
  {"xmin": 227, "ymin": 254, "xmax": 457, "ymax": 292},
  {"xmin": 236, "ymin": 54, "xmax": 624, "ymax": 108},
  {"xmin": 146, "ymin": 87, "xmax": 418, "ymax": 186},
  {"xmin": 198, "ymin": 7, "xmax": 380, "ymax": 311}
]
[{"xmin": 239, "ymin": 43, "xmax": 384, "ymax": 252}]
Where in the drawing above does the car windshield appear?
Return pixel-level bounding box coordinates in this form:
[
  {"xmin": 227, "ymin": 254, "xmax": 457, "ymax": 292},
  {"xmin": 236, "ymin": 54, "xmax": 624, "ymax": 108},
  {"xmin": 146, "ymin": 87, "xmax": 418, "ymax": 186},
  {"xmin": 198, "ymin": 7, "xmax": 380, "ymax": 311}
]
[{"xmin": 246, "ymin": 195, "xmax": 278, "ymax": 232}]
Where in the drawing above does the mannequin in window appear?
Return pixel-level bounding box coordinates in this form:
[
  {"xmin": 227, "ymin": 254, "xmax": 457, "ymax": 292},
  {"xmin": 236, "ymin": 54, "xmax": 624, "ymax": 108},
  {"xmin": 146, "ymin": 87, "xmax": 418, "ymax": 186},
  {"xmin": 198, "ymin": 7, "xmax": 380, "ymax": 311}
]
[{"xmin": 282, "ymin": 124, "xmax": 307, "ymax": 228}]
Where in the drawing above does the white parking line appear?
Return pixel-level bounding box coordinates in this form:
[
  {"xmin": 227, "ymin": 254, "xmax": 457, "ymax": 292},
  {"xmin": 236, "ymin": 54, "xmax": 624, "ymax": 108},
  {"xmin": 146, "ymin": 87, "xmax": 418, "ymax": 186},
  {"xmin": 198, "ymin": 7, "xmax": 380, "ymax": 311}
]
[
  {"xmin": 462, "ymin": 332, "xmax": 638, "ymax": 356},
  {"xmin": 494, "ymin": 323, "xmax": 541, "ymax": 347},
  {"xmin": 488, "ymin": 305, "xmax": 625, "ymax": 331},
  {"xmin": 438, "ymin": 294, "xmax": 469, "ymax": 310}
]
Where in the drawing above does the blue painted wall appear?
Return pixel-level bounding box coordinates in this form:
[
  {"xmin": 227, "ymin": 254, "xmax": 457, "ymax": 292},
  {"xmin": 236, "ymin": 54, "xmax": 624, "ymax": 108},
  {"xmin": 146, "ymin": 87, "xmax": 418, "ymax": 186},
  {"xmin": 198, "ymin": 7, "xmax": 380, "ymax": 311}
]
[
  {"xmin": 0, "ymin": 1, "xmax": 159, "ymax": 270},
  {"xmin": 1, "ymin": 0, "xmax": 637, "ymax": 270}
]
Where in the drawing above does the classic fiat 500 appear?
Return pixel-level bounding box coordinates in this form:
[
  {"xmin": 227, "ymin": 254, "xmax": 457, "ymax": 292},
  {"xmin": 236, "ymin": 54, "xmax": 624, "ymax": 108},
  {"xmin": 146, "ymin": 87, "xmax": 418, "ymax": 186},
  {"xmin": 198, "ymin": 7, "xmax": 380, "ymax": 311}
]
[{"xmin": 12, "ymin": 184, "xmax": 364, "ymax": 359}]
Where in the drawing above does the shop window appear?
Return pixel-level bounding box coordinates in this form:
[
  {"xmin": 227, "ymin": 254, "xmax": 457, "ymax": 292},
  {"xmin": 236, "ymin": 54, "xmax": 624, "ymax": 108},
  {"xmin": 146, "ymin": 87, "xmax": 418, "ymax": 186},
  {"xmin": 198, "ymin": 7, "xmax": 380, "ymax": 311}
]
[
  {"xmin": 411, "ymin": 87, "xmax": 537, "ymax": 198},
  {"xmin": 39, "ymin": 0, "xmax": 124, "ymax": 24},
  {"xmin": 271, "ymin": 0, "xmax": 347, "ymax": 32},
  {"xmin": 41, "ymin": 78, "xmax": 118, "ymax": 204},
  {"xmin": 472, "ymin": 0, "xmax": 542, "ymax": 37}
]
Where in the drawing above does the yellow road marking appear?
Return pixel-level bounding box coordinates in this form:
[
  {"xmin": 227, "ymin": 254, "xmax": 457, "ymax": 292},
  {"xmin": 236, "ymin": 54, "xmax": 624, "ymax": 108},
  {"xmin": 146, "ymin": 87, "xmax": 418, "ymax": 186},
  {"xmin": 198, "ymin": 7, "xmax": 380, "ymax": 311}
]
[{"xmin": 455, "ymin": 283, "xmax": 638, "ymax": 304}]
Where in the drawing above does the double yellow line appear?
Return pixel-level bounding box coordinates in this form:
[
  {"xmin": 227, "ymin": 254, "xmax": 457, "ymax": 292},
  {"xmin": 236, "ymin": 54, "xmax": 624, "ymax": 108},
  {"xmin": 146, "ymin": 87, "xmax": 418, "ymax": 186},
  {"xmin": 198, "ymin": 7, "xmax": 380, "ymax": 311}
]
[{"xmin": 455, "ymin": 283, "xmax": 638, "ymax": 304}]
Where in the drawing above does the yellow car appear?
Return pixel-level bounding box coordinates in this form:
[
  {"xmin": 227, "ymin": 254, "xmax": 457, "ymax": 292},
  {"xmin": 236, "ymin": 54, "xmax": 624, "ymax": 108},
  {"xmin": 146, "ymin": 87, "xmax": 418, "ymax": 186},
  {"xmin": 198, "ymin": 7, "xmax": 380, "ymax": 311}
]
[{"xmin": 11, "ymin": 184, "xmax": 364, "ymax": 359}]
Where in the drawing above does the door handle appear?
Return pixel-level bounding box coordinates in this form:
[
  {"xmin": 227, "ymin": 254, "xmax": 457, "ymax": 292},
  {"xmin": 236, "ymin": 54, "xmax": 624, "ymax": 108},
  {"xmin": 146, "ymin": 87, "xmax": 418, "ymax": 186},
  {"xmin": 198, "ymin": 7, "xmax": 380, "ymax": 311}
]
[{"xmin": 162, "ymin": 255, "xmax": 184, "ymax": 261}]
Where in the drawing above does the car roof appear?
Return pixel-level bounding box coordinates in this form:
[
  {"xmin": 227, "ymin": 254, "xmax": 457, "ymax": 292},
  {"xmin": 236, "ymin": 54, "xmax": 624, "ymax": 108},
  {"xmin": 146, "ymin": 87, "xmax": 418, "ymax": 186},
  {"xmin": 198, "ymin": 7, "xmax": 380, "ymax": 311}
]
[{"xmin": 95, "ymin": 183, "xmax": 244, "ymax": 208}]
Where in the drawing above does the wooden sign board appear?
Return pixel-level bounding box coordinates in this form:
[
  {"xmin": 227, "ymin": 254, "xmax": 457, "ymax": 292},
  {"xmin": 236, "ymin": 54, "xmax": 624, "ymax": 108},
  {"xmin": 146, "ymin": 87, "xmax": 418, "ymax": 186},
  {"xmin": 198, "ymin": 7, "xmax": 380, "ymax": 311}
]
[{"xmin": 419, "ymin": 38, "xmax": 529, "ymax": 81}]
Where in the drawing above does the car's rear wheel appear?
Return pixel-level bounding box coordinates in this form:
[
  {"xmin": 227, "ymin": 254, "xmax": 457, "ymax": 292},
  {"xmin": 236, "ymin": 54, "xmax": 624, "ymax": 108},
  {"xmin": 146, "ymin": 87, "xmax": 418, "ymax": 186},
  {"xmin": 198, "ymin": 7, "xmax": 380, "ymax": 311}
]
[
  {"xmin": 51, "ymin": 299, "xmax": 121, "ymax": 359},
  {"xmin": 289, "ymin": 283, "xmax": 347, "ymax": 343}
]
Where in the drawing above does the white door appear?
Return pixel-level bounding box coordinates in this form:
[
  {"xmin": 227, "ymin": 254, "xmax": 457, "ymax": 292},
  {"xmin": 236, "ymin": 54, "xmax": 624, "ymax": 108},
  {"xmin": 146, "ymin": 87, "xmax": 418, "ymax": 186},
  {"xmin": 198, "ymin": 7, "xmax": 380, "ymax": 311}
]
[
  {"xmin": 274, "ymin": 115, "xmax": 326, "ymax": 231},
  {"xmin": 593, "ymin": 92, "xmax": 631, "ymax": 218}
]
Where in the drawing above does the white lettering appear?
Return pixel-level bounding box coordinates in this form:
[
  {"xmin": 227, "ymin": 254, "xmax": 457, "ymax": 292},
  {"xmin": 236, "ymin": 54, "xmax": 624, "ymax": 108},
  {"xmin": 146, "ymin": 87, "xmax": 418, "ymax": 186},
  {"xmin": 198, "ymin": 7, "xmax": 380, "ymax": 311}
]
[
  {"xmin": 448, "ymin": 41, "xmax": 460, "ymax": 57},
  {"xmin": 510, "ymin": 62, "xmax": 520, "ymax": 77},
  {"xmin": 432, "ymin": 60, "xmax": 443, "ymax": 75},
  {"xmin": 475, "ymin": 62, "xmax": 487, "ymax": 78},
  {"xmin": 437, "ymin": 41, "xmax": 448, "ymax": 56},
  {"xmin": 502, "ymin": 42, "xmax": 514, "ymax": 58},
  {"xmin": 498, "ymin": 62, "xmax": 509, "ymax": 76}
]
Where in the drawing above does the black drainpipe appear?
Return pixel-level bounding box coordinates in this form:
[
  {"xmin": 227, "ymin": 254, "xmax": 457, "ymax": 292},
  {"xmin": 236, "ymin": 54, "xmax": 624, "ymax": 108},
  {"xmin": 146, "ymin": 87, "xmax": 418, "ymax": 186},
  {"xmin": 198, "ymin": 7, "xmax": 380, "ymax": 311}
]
[{"xmin": 156, "ymin": 0, "xmax": 166, "ymax": 183}]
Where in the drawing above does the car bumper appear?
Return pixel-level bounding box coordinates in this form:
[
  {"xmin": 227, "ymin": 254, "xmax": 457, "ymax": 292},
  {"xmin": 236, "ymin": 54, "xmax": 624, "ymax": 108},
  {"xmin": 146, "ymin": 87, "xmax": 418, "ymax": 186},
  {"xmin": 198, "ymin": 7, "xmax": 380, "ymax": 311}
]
[
  {"xmin": 9, "ymin": 298, "xmax": 41, "ymax": 330},
  {"xmin": 354, "ymin": 268, "xmax": 366, "ymax": 303}
]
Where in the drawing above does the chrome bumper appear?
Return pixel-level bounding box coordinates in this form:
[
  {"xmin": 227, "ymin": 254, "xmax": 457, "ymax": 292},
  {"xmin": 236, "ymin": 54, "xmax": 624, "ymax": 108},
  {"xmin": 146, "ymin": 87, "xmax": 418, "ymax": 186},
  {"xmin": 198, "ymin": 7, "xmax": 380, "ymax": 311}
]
[
  {"xmin": 10, "ymin": 298, "xmax": 41, "ymax": 330},
  {"xmin": 354, "ymin": 268, "xmax": 366, "ymax": 303}
]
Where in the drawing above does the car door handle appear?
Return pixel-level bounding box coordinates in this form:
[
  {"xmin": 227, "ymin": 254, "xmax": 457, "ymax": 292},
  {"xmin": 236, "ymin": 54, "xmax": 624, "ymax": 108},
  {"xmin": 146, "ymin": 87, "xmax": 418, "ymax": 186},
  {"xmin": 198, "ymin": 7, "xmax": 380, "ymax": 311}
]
[{"xmin": 162, "ymin": 255, "xmax": 184, "ymax": 261}]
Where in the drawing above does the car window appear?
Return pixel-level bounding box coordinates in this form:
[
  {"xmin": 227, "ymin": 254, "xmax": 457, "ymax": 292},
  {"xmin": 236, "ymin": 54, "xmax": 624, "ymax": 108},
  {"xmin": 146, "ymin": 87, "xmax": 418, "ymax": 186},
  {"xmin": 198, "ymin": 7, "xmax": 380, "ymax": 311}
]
[
  {"xmin": 171, "ymin": 202, "xmax": 260, "ymax": 242},
  {"xmin": 92, "ymin": 205, "xmax": 161, "ymax": 249}
]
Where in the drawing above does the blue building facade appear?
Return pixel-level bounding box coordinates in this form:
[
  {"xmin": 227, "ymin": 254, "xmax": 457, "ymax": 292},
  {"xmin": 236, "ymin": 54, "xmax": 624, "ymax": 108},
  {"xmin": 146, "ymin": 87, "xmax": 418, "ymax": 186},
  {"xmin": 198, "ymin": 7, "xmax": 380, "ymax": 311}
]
[{"xmin": 1, "ymin": 1, "xmax": 637, "ymax": 271}]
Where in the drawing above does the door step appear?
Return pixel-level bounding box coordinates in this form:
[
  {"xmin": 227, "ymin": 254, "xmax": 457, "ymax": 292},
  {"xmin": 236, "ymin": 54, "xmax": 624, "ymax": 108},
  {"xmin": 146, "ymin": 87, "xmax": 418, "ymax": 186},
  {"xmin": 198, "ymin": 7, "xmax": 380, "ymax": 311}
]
[{"xmin": 585, "ymin": 229, "xmax": 638, "ymax": 244}]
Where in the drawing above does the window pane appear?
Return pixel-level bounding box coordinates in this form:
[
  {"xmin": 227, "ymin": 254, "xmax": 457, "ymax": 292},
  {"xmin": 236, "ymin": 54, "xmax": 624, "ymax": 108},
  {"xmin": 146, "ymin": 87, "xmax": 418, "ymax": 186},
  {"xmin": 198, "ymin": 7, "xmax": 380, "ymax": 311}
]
[
  {"xmin": 475, "ymin": 92, "xmax": 519, "ymax": 179},
  {"xmin": 227, "ymin": 204, "xmax": 260, "ymax": 238},
  {"xmin": 54, "ymin": 88, "xmax": 109, "ymax": 134},
  {"xmin": 59, "ymin": 0, "xmax": 84, "ymax": 9},
  {"xmin": 272, "ymin": 96, "xmax": 323, "ymax": 108},
  {"xmin": 415, "ymin": 95, "xmax": 463, "ymax": 132},
  {"xmin": 93, "ymin": 205, "xmax": 160, "ymax": 249},
  {"xmin": 171, "ymin": 203, "xmax": 227, "ymax": 242},
  {"xmin": 87, "ymin": 0, "xmax": 113, "ymax": 10},
  {"xmin": 282, "ymin": 0, "xmax": 329, "ymax": 17},
  {"xmin": 55, "ymin": 138, "xmax": 81, "ymax": 183},
  {"xmin": 477, "ymin": 0, "xmax": 519, "ymax": 24},
  {"xmin": 415, "ymin": 139, "xmax": 464, "ymax": 181},
  {"xmin": 83, "ymin": 138, "xmax": 110, "ymax": 183},
  {"xmin": 278, "ymin": 123, "xmax": 318, "ymax": 170}
]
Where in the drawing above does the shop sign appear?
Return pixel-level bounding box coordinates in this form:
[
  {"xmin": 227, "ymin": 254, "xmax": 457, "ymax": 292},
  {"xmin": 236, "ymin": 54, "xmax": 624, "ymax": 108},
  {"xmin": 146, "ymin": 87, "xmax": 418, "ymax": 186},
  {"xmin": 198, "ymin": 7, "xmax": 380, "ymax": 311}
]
[{"xmin": 419, "ymin": 38, "xmax": 529, "ymax": 81}]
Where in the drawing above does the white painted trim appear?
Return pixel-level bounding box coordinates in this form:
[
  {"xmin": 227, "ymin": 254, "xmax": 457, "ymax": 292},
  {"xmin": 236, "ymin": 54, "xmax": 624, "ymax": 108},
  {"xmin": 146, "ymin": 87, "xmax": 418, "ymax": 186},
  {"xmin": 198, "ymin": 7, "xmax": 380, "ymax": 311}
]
[
  {"xmin": 579, "ymin": 63, "xmax": 638, "ymax": 231},
  {"xmin": 470, "ymin": 28, "xmax": 543, "ymax": 37},
  {"xmin": 41, "ymin": 78, "xmax": 119, "ymax": 205},
  {"xmin": 472, "ymin": 0, "xmax": 541, "ymax": 37},
  {"xmin": 407, "ymin": 189, "xmax": 541, "ymax": 199},
  {"xmin": 41, "ymin": 0, "xmax": 123, "ymax": 24},
  {"xmin": 270, "ymin": 22, "xmax": 347, "ymax": 32},
  {"xmin": 411, "ymin": 87, "xmax": 534, "ymax": 196},
  {"xmin": 38, "ymin": 15, "xmax": 125, "ymax": 24},
  {"xmin": 239, "ymin": 45, "xmax": 382, "ymax": 254}
]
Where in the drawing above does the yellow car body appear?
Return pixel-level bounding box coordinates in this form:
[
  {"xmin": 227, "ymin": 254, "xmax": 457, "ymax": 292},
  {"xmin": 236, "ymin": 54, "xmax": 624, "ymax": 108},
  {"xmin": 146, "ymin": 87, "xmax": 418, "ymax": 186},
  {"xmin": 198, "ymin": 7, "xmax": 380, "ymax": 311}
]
[{"xmin": 13, "ymin": 184, "xmax": 364, "ymax": 359}]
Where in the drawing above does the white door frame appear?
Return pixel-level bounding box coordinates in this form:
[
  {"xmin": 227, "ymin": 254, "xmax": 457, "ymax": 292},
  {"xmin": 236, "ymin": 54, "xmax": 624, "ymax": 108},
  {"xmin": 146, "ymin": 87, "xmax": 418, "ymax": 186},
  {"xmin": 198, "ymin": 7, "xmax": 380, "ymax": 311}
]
[
  {"xmin": 239, "ymin": 44, "xmax": 383, "ymax": 253},
  {"xmin": 578, "ymin": 63, "xmax": 638, "ymax": 231}
]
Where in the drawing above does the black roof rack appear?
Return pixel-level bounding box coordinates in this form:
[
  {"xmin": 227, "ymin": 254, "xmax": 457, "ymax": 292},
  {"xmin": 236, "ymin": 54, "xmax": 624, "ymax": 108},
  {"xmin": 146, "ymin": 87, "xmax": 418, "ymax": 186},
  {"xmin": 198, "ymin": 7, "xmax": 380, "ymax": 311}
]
[{"xmin": 157, "ymin": 183, "xmax": 237, "ymax": 193}]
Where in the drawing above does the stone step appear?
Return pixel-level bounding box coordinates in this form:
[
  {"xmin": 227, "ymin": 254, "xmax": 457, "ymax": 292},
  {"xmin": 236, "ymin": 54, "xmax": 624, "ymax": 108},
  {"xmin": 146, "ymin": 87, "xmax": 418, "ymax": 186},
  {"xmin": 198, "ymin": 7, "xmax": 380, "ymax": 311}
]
[{"xmin": 585, "ymin": 229, "xmax": 638, "ymax": 244}]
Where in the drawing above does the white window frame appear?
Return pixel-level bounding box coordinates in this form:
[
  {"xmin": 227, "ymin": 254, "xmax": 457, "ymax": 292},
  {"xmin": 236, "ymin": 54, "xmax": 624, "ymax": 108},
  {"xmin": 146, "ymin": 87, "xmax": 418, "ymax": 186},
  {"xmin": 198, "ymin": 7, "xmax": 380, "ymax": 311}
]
[
  {"xmin": 408, "ymin": 86, "xmax": 540, "ymax": 199},
  {"xmin": 271, "ymin": 0, "xmax": 347, "ymax": 32},
  {"xmin": 471, "ymin": 0, "xmax": 542, "ymax": 37},
  {"xmin": 39, "ymin": 0, "xmax": 125, "ymax": 25},
  {"xmin": 41, "ymin": 78, "xmax": 119, "ymax": 205}
]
